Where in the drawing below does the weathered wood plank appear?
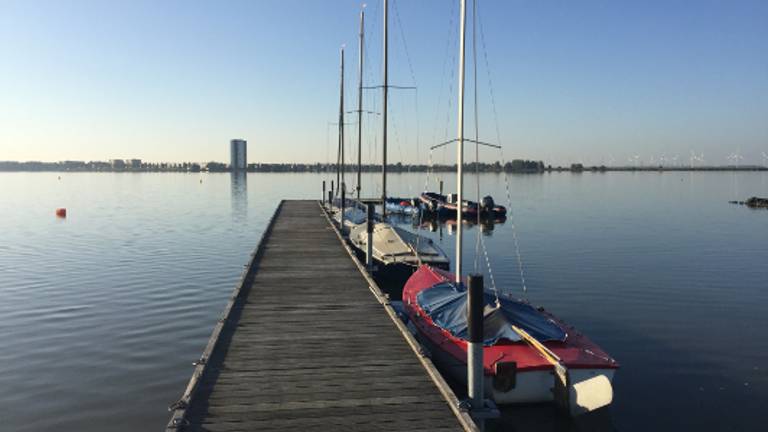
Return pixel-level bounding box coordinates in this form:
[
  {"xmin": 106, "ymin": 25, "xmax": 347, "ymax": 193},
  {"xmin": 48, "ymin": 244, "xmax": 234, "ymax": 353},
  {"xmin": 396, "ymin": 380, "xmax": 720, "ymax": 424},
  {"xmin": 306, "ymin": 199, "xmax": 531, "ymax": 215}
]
[{"xmin": 167, "ymin": 200, "xmax": 468, "ymax": 431}]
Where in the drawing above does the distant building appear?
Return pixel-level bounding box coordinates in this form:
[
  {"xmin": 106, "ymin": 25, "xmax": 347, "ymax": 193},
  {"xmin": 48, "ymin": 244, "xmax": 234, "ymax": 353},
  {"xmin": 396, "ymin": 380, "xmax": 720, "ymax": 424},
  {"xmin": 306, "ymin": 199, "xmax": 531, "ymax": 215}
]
[
  {"xmin": 88, "ymin": 161, "xmax": 111, "ymax": 171},
  {"xmin": 230, "ymin": 139, "xmax": 247, "ymax": 171},
  {"xmin": 110, "ymin": 159, "xmax": 126, "ymax": 169},
  {"xmin": 127, "ymin": 159, "xmax": 142, "ymax": 169}
]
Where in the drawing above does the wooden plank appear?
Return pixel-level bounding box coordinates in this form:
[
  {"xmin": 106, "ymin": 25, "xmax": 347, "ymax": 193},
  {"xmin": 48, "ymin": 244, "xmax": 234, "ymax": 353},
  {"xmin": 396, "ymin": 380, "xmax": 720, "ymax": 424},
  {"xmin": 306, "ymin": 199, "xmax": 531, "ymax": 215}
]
[{"xmin": 166, "ymin": 200, "xmax": 472, "ymax": 431}]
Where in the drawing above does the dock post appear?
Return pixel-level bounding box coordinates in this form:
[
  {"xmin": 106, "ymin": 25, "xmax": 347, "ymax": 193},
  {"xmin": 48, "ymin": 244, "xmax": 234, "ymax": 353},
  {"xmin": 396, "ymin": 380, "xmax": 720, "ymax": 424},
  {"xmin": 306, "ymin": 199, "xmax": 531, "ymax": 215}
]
[
  {"xmin": 341, "ymin": 183, "xmax": 346, "ymax": 231},
  {"xmin": 328, "ymin": 191, "xmax": 333, "ymax": 210},
  {"xmin": 467, "ymin": 274, "xmax": 484, "ymax": 410},
  {"xmin": 440, "ymin": 179, "xmax": 444, "ymax": 196},
  {"xmin": 330, "ymin": 182, "xmax": 335, "ymax": 207},
  {"xmin": 366, "ymin": 203, "xmax": 374, "ymax": 270},
  {"xmin": 322, "ymin": 180, "xmax": 326, "ymax": 205}
]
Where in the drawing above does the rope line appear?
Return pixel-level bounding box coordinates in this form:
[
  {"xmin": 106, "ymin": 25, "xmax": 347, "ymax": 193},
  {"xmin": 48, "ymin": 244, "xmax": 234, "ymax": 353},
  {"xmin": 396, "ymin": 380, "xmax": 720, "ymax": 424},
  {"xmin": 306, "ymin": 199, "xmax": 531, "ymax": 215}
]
[{"xmin": 477, "ymin": 0, "xmax": 528, "ymax": 294}]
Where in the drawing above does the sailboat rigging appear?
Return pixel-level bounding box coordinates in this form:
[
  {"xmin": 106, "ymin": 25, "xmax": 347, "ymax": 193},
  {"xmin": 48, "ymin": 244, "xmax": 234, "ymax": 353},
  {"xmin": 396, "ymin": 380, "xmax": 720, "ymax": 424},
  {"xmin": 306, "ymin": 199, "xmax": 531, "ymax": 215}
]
[
  {"xmin": 332, "ymin": 0, "xmax": 449, "ymax": 287},
  {"xmin": 356, "ymin": 7, "xmax": 365, "ymax": 200},
  {"xmin": 402, "ymin": 0, "xmax": 618, "ymax": 415}
]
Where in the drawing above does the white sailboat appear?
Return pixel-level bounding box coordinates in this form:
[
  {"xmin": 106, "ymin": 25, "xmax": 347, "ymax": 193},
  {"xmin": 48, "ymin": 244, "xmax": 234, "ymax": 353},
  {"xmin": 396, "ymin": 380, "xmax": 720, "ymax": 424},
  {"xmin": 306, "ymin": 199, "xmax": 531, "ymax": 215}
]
[{"xmin": 341, "ymin": 0, "xmax": 450, "ymax": 279}]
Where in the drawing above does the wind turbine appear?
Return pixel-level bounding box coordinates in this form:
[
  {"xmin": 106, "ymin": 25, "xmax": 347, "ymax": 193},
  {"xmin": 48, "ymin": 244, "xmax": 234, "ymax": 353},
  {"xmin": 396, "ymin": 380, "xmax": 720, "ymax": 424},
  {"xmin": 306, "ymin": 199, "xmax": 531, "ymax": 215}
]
[
  {"xmin": 727, "ymin": 152, "xmax": 743, "ymax": 167},
  {"xmin": 628, "ymin": 154, "xmax": 640, "ymax": 168},
  {"xmin": 691, "ymin": 152, "xmax": 704, "ymax": 166}
]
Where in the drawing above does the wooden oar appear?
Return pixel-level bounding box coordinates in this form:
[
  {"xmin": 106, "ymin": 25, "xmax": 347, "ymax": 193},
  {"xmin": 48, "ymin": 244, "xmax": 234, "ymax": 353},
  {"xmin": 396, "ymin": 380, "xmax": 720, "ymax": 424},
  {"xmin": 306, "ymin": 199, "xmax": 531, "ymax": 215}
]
[{"xmin": 510, "ymin": 324, "xmax": 570, "ymax": 407}]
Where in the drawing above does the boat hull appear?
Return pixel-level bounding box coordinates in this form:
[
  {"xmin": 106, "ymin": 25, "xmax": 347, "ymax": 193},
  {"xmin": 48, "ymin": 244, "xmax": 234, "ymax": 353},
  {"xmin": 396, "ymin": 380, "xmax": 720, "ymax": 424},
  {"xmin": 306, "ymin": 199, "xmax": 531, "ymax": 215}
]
[
  {"xmin": 403, "ymin": 265, "xmax": 618, "ymax": 415},
  {"xmin": 418, "ymin": 193, "xmax": 506, "ymax": 220},
  {"xmin": 348, "ymin": 245, "xmax": 449, "ymax": 298},
  {"xmin": 413, "ymin": 317, "xmax": 615, "ymax": 411}
]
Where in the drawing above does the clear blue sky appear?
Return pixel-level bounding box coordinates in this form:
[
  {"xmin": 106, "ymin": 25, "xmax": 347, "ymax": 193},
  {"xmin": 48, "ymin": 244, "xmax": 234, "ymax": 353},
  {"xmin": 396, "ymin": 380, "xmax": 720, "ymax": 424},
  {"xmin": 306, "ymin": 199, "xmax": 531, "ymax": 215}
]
[{"xmin": 1, "ymin": 0, "xmax": 766, "ymax": 166}]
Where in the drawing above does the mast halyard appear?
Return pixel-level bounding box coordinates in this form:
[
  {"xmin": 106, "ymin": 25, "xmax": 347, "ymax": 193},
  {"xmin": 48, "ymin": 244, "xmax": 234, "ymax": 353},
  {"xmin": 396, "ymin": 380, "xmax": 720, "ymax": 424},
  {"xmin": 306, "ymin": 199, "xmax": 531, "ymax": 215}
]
[
  {"xmin": 455, "ymin": 0, "xmax": 467, "ymax": 284},
  {"xmin": 381, "ymin": 0, "xmax": 389, "ymax": 218},
  {"xmin": 357, "ymin": 8, "xmax": 365, "ymax": 200}
]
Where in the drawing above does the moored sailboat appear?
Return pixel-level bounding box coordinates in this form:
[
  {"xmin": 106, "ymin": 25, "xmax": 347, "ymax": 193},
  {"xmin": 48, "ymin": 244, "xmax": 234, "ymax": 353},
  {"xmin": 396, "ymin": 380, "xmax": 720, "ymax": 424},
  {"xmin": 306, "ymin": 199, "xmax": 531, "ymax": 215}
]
[
  {"xmin": 418, "ymin": 192, "xmax": 506, "ymax": 219},
  {"xmin": 403, "ymin": 266, "xmax": 618, "ymax": 414},
  {"xmin": 349, "ymin": 221, "xmax": 449, "ymax": 274},
  {"xmin": 338, "ymin": 0, "xmax": 450, "ymax": 286},
  {"xmin": 402, "ymin": 0, "xmax": 618, "ymax": 415}
]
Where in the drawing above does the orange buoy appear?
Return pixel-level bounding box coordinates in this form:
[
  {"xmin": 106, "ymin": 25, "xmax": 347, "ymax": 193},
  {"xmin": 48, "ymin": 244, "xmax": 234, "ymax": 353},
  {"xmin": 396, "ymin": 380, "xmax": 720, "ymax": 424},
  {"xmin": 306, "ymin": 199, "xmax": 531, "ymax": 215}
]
[{"xmin": 55, "ymin": 208, "xmax": 67, "ymax": 218}]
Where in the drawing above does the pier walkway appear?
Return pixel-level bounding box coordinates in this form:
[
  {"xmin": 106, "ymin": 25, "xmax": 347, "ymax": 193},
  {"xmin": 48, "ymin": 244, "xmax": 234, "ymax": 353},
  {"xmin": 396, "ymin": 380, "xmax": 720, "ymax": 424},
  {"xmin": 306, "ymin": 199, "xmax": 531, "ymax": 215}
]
[{"xmin": 167, "ymin": 200, "xmax": 472, "ymax": 431}]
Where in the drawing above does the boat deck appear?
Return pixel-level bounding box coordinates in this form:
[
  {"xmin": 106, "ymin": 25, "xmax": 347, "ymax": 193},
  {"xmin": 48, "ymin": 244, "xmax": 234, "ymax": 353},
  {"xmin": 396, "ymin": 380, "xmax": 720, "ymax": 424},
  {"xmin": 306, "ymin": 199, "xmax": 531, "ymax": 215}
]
[{"xmin": 166, "ymin": 200, "xmax": 471, "ymax": 431}]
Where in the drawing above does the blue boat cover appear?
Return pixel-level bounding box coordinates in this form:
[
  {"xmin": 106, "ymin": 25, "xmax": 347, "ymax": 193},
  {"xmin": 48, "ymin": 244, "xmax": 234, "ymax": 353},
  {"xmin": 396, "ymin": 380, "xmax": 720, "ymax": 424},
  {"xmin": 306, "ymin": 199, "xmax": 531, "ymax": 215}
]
[{"xmin": 416, "ymin": 282, "xmax": 567, "ymax": 345}]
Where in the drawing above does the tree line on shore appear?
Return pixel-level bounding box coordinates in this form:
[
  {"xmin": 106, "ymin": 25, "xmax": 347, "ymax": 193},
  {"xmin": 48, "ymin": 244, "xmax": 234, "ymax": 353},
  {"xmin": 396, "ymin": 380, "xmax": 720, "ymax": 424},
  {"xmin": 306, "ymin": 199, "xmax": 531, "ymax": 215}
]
[
  {"xmin": 0, "ymin": 159, "xmax": 547, "ymax": 173},
  {"xmin": 2, "ymin": 159, "xmax": 764, "ymax": 173}
]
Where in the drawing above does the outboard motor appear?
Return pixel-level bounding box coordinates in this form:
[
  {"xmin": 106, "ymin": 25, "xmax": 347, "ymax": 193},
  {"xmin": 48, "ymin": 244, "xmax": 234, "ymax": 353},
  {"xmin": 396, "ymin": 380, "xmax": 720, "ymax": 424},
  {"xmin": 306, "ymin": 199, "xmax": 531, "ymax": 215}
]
[{"xmin": 481, "ymin": 195, "xmax": 495, "ymax": 211}]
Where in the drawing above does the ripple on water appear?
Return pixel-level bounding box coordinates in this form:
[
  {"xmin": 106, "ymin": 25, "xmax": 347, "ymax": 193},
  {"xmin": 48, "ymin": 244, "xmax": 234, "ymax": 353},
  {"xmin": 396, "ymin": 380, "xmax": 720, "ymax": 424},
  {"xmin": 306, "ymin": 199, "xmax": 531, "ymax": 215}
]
[{"xmin": 1, "ymin": 172, "xmax": 767, "ymax": 432}]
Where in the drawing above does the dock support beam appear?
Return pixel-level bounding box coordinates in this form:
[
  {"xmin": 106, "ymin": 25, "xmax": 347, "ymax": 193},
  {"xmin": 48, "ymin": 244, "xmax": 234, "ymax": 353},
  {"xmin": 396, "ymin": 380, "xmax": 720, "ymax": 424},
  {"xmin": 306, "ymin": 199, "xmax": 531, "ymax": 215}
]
[
  {"xmin": 328, "ymin": 191, "xmax": 333, "ymax": 210},
  {"xmin": 322, "ymin": 181, "xmax": 326, "ymax": 205},
  {"xmin": 366, "ymin": 203, "xmax": 374, "ymax": 270},
  {"xmin": 467, "ymin": 274, "xmax": 484, "ymax": 410}
]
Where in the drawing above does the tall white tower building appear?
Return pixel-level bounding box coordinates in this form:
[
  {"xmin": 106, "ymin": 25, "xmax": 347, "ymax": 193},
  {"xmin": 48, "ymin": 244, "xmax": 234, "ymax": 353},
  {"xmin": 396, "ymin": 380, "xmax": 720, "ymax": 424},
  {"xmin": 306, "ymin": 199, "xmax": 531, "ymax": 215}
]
[{"xmin": 230, "ymin": 139, "xmax": 247, "ymax": 171}]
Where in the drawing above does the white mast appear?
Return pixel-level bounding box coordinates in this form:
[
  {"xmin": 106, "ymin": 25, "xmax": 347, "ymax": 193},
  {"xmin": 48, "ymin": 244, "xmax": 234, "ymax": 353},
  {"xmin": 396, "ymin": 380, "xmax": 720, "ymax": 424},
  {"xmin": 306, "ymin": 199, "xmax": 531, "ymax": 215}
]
[
  {"xmin": 455, "ymin": 0, "xmax": 466, "ymax": 283},
  {"xmin": 381, "ymin": 0, "xmax": 389, "ymax": 217},
  {"xmin": 357, "ymin": 7, "xmax": 365, "ymax": 200},
  {"xmin": 339, "ymin": 47, "xmax": 345, "ymax": 191}
]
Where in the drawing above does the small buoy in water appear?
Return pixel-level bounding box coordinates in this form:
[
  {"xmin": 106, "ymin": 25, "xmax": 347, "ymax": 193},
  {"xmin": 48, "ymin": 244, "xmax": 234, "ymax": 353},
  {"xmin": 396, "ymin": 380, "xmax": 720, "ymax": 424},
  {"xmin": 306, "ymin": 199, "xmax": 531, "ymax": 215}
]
[
  {"xmin": 200, "ymin": 179, "xmax": 203, "ymax": 183},
  {"xmin": 58, "ymin": 176, "xmax": 61, "ymax": 180},
  {"xmin": 55, "ymin": 208, "xmax": 67, "ymax": 218}
]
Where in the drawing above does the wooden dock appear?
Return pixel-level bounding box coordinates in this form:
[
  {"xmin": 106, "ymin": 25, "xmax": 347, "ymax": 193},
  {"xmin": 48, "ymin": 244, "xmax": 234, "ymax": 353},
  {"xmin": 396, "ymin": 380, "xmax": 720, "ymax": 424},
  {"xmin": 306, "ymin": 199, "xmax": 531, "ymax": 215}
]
[{"xmin": 166, "ymin": 200, "xmax": 475, "ymax": 431}]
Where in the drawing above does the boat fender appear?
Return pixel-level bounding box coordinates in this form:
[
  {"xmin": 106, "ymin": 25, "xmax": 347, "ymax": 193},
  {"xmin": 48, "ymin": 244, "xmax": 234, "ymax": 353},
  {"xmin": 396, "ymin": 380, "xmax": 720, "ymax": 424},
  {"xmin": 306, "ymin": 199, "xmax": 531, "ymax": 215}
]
[
  {"xmin": 568, "ymin": 373, "xmax": 614, "ymax": 416},
  {"xmin": 493, "ymin": 361, "xmax": 517, "ymax": 392}
]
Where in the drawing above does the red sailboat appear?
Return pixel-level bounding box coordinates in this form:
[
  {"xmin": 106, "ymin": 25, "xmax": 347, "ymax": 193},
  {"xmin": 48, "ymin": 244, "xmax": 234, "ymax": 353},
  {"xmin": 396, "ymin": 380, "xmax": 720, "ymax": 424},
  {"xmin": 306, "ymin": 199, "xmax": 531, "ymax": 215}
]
[
  {"xmin": 402, "ymin": 0, "xmax": 618, "ymax": 416},
  {"xmin": 403, "ymin": 266, "xmax": 618, "ymax": 415}
]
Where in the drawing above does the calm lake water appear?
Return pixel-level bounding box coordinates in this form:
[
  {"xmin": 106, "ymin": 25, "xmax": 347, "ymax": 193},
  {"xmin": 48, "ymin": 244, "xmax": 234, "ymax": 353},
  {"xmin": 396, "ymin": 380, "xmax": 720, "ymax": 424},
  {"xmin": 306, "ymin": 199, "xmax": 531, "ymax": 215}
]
[{"xmin": 1, "ymin": 171, "xmax": 766, "ymax": 431}]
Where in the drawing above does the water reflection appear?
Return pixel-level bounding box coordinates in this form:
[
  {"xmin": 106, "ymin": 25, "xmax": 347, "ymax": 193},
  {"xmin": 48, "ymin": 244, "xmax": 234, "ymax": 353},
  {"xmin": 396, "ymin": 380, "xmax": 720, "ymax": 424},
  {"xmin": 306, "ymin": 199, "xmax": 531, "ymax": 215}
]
[
  {"xmin": 230, "ymin": 172, "xmax": 247, "ymax": 221},
  {"xmin": 417, "ymin": 215, "xmax": 507, "ymax": 237},
  {"xmin": 490, "ymin": 405, "xmax": 616, "ymax": 432},
  {"xmin": 384, "ymin": 211, "xmax": 507, "ymax": 240}
]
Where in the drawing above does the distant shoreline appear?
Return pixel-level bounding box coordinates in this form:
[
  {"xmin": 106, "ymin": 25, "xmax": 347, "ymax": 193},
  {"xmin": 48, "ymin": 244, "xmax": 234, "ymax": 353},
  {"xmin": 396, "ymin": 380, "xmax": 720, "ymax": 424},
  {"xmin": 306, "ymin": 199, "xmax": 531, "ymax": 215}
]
[{"xmin": 1, "ymin": 160, "xmax": 766, "ymax": 173}]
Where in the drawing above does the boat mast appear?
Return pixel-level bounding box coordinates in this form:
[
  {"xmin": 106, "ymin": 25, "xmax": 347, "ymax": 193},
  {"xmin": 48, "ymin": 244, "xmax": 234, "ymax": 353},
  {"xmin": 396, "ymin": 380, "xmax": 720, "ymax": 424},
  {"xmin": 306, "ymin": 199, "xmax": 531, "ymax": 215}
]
[
  {"xmin": 381, "ymin": 0, "xmax": 389, "ymax": 218},
  {"xmin": 455, "ymin": 0, "xmax": 466, "ymax": 283},
  {"xmin": 357, "ymin": 7, "xmax": 365, "ymax": 200},
  {"xmin": 339, "ymin": 47, "xmax": 345, "ymax": 193}
]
